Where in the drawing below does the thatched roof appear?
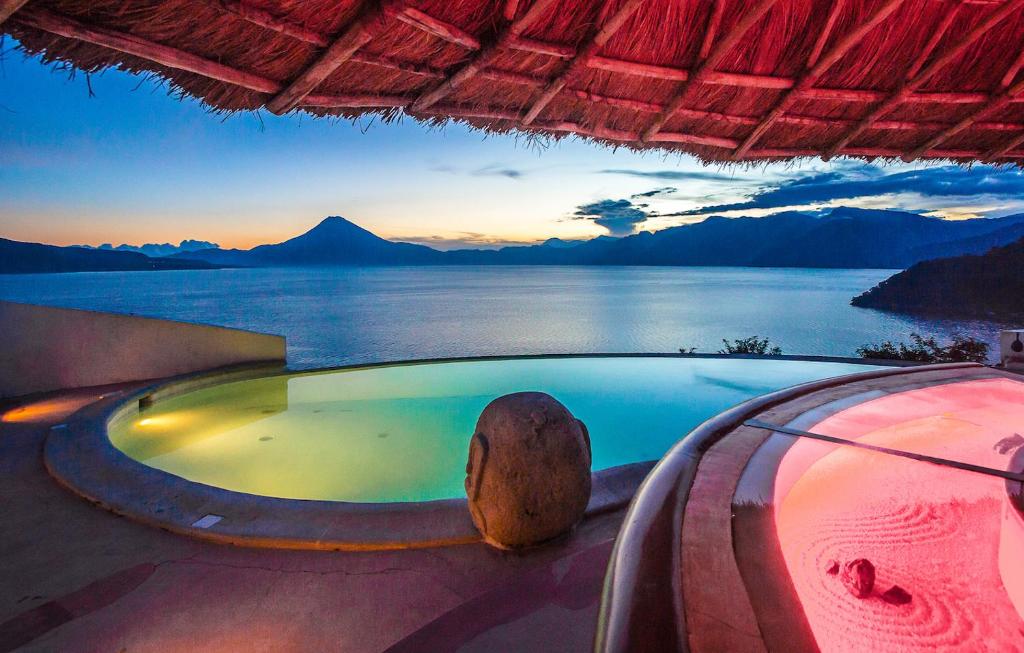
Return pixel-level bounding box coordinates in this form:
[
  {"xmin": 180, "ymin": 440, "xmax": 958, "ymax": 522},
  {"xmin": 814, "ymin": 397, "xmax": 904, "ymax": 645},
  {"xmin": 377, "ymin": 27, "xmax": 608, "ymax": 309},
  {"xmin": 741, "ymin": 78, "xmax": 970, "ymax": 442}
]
[{"xmin": 4, "ymin": 0, "xmax": 1024, "ymax": 164}]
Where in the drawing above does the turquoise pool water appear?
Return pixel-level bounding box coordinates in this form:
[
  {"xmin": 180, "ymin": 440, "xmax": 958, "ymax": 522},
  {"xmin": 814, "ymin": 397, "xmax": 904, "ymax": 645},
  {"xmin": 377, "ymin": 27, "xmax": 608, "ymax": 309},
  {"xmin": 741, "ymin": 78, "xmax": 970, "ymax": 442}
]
[{"xmin": 108, "ymin": 357, "xmax": 878, "ymax": 502}]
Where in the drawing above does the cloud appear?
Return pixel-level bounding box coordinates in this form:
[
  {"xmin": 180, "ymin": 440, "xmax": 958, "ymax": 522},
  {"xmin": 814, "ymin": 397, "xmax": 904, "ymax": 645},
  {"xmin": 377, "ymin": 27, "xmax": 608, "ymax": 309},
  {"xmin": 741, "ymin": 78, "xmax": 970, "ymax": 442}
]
[
  {"xmin": 666, "ymin": 165, "xmax": 1024, "ymax": 217},
  {"xmin": 631, "ymin": 186, "xmax": 678, "ymax": 199},
  {"xmin": 572, "ymin": 199, "xmax": 650, "ymax": 236},
  {"xmin": 600, "ymin": 168, "xmax": 745, "ymax": 182},
  {"xmin": 431, "ymin": 163, "xmax": 526, "ymax": 180},
  {"xmin": 471, "ymin": 164, "xmax": 525, "ymax": 179}
]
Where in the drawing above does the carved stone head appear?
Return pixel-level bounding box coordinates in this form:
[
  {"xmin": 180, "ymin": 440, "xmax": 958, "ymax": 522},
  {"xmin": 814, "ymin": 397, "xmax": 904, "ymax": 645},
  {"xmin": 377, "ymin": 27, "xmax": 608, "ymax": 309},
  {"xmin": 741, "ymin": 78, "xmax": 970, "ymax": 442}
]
[{"xmin": 465, "ymin": 392, "xmax": 592, "ymax": 549}]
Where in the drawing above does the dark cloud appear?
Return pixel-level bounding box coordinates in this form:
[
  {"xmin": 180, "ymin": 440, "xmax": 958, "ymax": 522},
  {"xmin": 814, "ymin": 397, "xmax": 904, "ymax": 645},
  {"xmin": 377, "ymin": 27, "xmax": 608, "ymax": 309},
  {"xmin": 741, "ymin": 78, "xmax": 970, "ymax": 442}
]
[
  {"xmin": 631, "ymin": 186, "xmax": 678, "ymax": 199},
  {"xmin": 472, "ymin": 165, "xmax": 525, "ymax": 179},
  {"xmin": 573, "ymin": 199, "xmax": 650, "ymax": 236},
  {"xmin": 430, "ymin": 163, "xmax": 527, "ymax": 180},
  {"xmin": 600, "ymin": 168, "xmax": 744, "ymax": 182},
  {"xmin": 666, "ymin": 165, "xmax": 1024, "ymax": 217}
]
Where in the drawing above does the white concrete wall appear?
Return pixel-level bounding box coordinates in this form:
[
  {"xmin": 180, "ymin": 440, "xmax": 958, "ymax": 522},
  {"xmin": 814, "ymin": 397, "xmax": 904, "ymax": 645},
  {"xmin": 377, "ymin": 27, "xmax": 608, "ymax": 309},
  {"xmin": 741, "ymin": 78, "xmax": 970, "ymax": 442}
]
[{"xmin": 0, "ymin": 301, "xmax": 286, "ymax": 398}]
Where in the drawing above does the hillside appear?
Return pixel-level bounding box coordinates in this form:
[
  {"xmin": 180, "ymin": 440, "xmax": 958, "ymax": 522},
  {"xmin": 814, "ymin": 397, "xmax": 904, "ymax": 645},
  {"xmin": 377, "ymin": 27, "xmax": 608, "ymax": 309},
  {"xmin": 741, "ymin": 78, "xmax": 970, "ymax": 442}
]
[{"xmin": 851, "ymin": 236, "xmax": 1024, "ymax": 318}]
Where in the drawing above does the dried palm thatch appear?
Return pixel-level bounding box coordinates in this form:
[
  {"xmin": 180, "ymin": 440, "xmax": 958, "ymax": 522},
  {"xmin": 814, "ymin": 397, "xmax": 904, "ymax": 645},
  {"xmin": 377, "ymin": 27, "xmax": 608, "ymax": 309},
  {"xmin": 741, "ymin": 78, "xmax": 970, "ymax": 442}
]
[{"xmin": 4, "ymin": 0, "xmax": 1024, "ymax": 164}]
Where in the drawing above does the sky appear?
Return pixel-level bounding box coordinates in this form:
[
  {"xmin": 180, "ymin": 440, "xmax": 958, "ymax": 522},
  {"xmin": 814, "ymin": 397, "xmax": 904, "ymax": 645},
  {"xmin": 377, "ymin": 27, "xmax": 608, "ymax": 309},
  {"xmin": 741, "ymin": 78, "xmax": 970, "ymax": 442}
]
[{"xmin": 3, "ymin": 40, "xmax": 1024, "ymax": 250}]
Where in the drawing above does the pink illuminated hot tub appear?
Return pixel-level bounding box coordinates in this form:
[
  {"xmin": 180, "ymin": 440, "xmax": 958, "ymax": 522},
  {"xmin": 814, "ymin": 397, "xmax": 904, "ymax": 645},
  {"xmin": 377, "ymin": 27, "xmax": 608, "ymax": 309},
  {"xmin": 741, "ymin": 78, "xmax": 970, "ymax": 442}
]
[{"xmin": 769, "ymin": 378, "xmax": 1024, "ymax": 651}]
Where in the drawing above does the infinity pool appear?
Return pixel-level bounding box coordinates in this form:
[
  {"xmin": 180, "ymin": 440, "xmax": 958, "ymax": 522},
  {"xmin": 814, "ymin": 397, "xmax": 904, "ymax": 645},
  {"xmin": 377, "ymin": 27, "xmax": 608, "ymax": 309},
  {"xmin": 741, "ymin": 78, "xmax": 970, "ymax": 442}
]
[{"xmin": 108, "ymin": 357, "xmax": 877, "ymax": 502}]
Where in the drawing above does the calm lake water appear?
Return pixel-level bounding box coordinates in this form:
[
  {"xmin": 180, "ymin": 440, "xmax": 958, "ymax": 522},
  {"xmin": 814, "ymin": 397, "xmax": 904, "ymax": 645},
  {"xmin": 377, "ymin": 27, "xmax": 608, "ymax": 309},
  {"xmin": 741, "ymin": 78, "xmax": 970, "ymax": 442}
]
[{"xmin": 0, "ymin": 266, "xmax": 1010, "ymax": 367}]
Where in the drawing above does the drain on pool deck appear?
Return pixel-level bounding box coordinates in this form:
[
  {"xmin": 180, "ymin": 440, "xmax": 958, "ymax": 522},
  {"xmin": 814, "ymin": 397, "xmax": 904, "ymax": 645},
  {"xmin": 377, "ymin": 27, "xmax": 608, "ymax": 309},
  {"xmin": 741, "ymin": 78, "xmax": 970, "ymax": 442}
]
[{"xmin": 465, "ymin": 392, "xmax": 592, "ymax": 549}]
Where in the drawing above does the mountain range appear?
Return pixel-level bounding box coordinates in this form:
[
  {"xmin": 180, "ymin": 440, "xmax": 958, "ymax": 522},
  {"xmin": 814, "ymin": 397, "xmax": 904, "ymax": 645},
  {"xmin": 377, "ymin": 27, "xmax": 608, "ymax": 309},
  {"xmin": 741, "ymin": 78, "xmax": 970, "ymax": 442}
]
[
  {"xmin": 175, "ymin": 207, "xmax": 1024, "ymax": 269},
  {"xmin": 74, "ymin": 239, "xmax": 220, "ymax": 258},
  {"xmin": 8, "ymin": 207, "xmax": 1024, "ymax": 274},
  {"xmin": 0, "ymin": 238, "xmax": 216, "ymax": 274}
]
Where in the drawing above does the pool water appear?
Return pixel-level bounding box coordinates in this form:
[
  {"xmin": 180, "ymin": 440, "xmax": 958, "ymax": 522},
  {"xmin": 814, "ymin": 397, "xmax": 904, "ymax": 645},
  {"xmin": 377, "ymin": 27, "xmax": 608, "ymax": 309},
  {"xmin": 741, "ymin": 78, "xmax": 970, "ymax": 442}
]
[{"xmin": 108, "ymin": 357, "xmax": 877, "ymax": 502}]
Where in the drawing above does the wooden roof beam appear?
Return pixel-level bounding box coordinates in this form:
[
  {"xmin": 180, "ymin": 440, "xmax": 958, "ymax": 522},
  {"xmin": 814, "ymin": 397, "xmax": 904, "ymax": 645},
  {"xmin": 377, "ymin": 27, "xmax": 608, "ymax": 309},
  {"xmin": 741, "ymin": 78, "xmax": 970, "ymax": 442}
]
[
  {"xmin": 985, "ymin": 131, "xmax": 1024, "ymax": 162},
  {"xmin": 699, "ymin": 0, "xmax": 726, "ymax": 60},
  {"xmin": 823, "ymin": 0, "xmax": 1024, "ymax": 159},
  {"xmin": 732, "ymin": 0, "xmax": 905, "ymax": 159},
  {"xmin": 410, "ymin": 0, "xmax": 559, "ymax": 112},
  {"xmin": 0, "ymin": 0, "xmax": 30, "ymax": 27},
  {"xmin": 521, "ymin": 0, "xmax": 643, "ymax": 125},
  {"xmin": 904, "ymin": 68, "xmax": 1024, "ymax": 160},
  {"xmin": 642, "ymin": 0, "xmax": 781, "ymax": 142},
  {"xmin": 503, "ymin": 0, "xmax": 521, "ymax": 22},
  {"xmin": 199, "ymin": 0, "xmax": 328, "ymax": 46},
  {"xmin": 350, "ymin": 52, "xmax": 445, "ymax": 78},
  {"xmin": 266, "ymin": 1, "xmax": 395, "ymax": 115},
  {"xmin": 1000, "ymin": 39, "xmax": 1024, "ymax": 87},
  {"xmin": 806, "ymin": 0, "xmax": 845, "ymax": 68},
  {"xmin": 985, "ymin": 47, "xmax": 1024, "ymax": 161},
  {"xmin": 744, "ymin": 146, "xmax": 999, "ymax": 159},
  {"xmin": 389, "ymin": 5, "xmax": 480, "ymax": 50},
  {"xmin": 13, "ymin": 7, "xmax": 280, "ymax": 93},
  {"xmin": 905, "ymin": 2, "xmax": 960, "ymax": 78},
  {"xmin": 507, "ymin": 36, "xmax": 574, "ymax": 58}
]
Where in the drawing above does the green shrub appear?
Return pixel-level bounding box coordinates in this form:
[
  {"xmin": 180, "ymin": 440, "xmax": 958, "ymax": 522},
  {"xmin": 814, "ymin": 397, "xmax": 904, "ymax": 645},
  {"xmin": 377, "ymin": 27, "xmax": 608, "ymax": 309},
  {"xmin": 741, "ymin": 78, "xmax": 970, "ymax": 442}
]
[
  {"xmin": 856, "ymin": 333, "xmax": 988, "ymax": 363},
  {"xmin": 718, "ymin": 336, "xmax": 782, "ymax": 356}
]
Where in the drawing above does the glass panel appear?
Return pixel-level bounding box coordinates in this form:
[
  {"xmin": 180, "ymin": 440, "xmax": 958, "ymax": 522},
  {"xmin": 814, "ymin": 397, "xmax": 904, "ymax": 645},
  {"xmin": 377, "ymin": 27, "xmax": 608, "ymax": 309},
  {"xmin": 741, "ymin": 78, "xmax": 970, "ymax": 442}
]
[{"xmin": 805, "ymin": 377, "xmax": 1024, "ymax": 477}]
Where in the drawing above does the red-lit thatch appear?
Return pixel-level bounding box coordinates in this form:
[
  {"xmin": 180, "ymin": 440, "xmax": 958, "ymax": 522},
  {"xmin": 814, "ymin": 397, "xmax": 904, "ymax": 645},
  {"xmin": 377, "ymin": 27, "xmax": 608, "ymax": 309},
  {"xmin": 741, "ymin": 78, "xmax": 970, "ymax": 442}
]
[{"xmin": 4, "ymin": 0, "xmax": 1024, "ymax": 163}]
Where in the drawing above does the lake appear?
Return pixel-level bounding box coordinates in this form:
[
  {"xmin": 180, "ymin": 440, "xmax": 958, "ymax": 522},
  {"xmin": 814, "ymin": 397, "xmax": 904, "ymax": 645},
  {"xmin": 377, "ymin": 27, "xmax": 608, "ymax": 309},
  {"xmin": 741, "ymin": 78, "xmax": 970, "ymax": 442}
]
[{"xmin": 0, "ymin": 266, "xmax": 1010, "ymax": 367}]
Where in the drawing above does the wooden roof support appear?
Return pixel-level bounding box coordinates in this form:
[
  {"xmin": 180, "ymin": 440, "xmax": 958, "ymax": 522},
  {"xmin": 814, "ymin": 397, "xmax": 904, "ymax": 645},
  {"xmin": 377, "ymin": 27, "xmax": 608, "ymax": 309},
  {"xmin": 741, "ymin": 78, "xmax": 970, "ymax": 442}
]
[
  {"xmin": 390, "ymin": 5, "xmax": 480, "ymax": 50},
  {"xmin": 295, "ymin": 95, "xmax": 1022, "ymax": 160},
  {"xmin": 521, "ymin": 0, "xmax": 643, "ymax": 125},
  {"xmin": 586, "ymin": 55, "xmax": 688, "ymax": 81},
  {"xmin": 266, "ymin": 1, "xmax": 394, "ymax": 114},
  {"xmin": 351, "ymin": 52, "xmax": 445, "ymax": 78},
  {"xmin": 503, "ymin": 0, "xmax": 521, "ymax": 22},
  {"xmin": 508, "ymin": 36, "xmax": 574, "ymax": 58},
  {"xmin": 985, "ymin": 130, "xmax": 1024, "ymax": 161},
  {"xmin": 699, "ymin": 0, "xmax": 725, "ymax": 60},
  {"xmin": 0, "ymin": 0, "xmax": 30, "ymax": 27},
  {"xmin": 806, "ymin": 0, "xmax": 845, "ymax": 68},
  {"xmin": 823, "ymin": 0, "xmax": 1024, "ymax": 159},
  {"xmin": 199, "ymin": 0, "xmax": 328, "ymax": 46},
  {"xmin": 905, "ymin": 2, "xmax": 960, "ymax": 78},
  {"xmin": 1001, "ymin": 41, "xmax": 1024, "ymax": 87},
  {"xmin": 13, "ymin": 7, "xmax": 280, "ymax": 93},
  {"xmin": 984, "ymin": 47, "xmax": 1024, "ymax": 161},
  {"xmin": 642, "ymin": 0, "xmax": 780, "ymax": 142},
  {"xmin": 904, "ymin": 72, "xmax": 1024, "ymax": 160},
  {"xmin": 733, "ymin": 0, "xmax": 904, "ymax": 159},
  {"xmin": 410, "ymin": 0, "xmax": 559, "ymax": 112}
]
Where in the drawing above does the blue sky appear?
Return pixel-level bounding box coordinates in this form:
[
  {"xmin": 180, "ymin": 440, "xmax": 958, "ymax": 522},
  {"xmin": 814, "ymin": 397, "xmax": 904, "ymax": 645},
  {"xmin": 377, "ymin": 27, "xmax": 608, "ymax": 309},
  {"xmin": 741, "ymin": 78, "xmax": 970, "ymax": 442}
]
[{"xmin": 3, "ymin": 40, "xmax": 1024, "ymax": 250}]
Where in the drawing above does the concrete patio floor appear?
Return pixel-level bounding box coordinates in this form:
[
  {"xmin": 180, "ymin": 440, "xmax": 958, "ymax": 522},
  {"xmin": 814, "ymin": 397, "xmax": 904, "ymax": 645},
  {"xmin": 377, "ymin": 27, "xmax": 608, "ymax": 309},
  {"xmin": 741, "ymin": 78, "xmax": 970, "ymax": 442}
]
[{"xmin": 0, "ymin": 387, "xmax": 623, "ymax": 652}]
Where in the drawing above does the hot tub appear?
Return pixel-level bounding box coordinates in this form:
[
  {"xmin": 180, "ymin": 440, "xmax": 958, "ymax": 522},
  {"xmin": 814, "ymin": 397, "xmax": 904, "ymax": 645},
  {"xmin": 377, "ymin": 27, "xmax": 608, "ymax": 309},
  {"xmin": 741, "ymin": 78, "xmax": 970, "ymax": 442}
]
[
  {"xmin": 47, "ymin": 355, "xmax": 881, "ymax": 549},
  {"xmin": 107, "ymin": 356, "xmax": 877, "ymax": 503}
]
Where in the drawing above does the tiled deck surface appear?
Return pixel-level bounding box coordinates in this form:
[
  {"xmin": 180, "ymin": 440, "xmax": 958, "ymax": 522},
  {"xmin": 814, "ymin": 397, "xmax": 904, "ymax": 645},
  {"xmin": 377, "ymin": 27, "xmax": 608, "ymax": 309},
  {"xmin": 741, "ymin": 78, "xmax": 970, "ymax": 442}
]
[{"xmin": 0, "ymin": 386, "xmax": 622, "ymax": 653}]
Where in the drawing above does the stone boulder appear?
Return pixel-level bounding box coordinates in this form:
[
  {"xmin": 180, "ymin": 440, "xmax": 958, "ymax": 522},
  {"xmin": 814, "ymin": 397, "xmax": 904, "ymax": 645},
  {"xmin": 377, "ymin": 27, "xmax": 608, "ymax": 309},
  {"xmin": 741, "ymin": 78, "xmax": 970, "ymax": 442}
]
[
  {"xmin": 840, "ymin": 558, "xmax": 875, "ymax": 598},
  {"xmin": 465, "ymin": 392, "xmax": 592, "ymax": 549}
]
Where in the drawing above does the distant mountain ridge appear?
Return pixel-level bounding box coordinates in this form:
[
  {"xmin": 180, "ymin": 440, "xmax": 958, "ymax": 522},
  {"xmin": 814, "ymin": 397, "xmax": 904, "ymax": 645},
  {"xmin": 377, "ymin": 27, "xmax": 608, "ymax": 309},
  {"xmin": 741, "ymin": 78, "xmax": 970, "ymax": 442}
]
[
  {"xmin": 11, "ymin": 208, "xmax": 1024, "ymax": 274},
  {"xmin": 75, "ymin": 239, "xmax": 219, "ymax": 257},
  {"xmin": 0, "ymin": 238, "xmax": 217, "ymax": 274},
  {"xmin": 178, "ymin": 209, "xmax": 1024, "ymax": 270}
]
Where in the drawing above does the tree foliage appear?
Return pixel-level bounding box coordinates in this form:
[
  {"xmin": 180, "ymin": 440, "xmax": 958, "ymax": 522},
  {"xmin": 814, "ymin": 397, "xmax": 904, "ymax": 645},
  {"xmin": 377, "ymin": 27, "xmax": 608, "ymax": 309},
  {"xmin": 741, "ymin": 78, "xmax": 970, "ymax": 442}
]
[
  {"xmin": 856, "ymin": 333, "xmax": 988, "ymax": 363},
  {"xmin": 718, "ymin": 336, "xmax": 783, "ymax": 356}
]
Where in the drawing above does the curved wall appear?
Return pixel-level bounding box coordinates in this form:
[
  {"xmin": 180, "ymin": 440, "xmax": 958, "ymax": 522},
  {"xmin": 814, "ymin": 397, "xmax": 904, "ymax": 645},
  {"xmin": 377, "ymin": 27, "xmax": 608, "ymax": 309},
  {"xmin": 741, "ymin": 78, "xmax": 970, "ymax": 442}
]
[{"xmin": 0, "ymin": 301, "xmax": 286, "ymax": 398}]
